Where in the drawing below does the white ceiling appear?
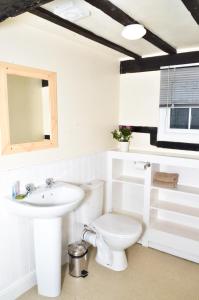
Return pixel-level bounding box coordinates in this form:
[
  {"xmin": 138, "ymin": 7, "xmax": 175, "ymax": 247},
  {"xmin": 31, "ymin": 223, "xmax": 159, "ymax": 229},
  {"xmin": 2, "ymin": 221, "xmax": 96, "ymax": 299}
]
[
  {"xmin": 43, "ymin": 0, "xmax": 199, "ymax": 58},
  {"xmin": 75, "ymin": 1, "xmax": 162, "ymax": 56},
  {"xmin": 111, "ymin": 0, "xmax": 199, "ymax": 50},
  {"xmin": 6, "ymin": 12, "xmax": 122, "ymax": 60},
  {"xmin": 6, "ymin": 0, "xmax": 198, "ymax": 59}
]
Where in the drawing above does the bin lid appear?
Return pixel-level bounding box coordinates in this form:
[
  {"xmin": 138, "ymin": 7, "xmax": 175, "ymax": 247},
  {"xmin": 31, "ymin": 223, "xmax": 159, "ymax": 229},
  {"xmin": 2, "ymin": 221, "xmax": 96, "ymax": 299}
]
[{"xmin": 68, "ymin": 241, "xmax": 87, "ymax": 257}]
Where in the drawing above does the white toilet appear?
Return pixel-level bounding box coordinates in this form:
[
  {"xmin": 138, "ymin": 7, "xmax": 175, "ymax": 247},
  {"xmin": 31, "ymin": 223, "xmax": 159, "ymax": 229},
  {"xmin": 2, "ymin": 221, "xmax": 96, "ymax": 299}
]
[{"xmin": 75, "ymin": 180, "xmax": 143, "ymax": 271}]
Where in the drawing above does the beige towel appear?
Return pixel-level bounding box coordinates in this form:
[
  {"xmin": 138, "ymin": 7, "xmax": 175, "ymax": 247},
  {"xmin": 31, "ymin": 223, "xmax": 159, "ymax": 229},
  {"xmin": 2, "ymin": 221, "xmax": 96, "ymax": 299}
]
[
  {"xmin": 153, "ymin": 172, "xmax": 179, "ymax": 183},
  {"xmin": 153, "ymin": 179, "xmax": 178, "ymax": 189}
]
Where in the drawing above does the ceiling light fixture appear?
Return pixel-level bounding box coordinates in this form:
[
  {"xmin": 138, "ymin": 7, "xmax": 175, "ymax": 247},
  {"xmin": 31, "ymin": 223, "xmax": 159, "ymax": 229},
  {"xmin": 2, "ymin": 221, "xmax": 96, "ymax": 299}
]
[
  {"xmin": 45, "ymin": 0, "xmax": 91, "ymax": 22},
  {"xmin": 121, "ymin": 24, "xmax": 146, "ymax": 40}
]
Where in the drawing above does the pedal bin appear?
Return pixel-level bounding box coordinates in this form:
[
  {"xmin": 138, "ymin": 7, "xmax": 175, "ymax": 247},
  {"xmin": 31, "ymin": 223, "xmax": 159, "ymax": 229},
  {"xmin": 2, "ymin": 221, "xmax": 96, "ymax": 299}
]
[{"xmin": 68, "ymin": 241, "xmax": 88, "ymax": 278}]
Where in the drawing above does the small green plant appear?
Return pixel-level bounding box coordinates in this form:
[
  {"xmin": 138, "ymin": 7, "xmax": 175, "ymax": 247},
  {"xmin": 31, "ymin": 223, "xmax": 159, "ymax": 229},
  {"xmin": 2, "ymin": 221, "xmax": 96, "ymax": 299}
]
[{"xmin": 111, "ymin": 127, "xmax": 132, "ymax": 142}]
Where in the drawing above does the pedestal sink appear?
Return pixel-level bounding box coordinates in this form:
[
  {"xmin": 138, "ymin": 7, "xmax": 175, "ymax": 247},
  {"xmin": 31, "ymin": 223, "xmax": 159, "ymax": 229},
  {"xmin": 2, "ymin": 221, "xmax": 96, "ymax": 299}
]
[{"xmin": 2, "ymin": 182, "xmax": 85, "ymax": 297}]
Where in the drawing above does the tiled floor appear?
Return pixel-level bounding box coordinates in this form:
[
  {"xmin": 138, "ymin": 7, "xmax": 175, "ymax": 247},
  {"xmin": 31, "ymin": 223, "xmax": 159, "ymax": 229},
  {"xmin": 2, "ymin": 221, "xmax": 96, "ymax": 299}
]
[{"xmin": 19, "ymin": 244, "xmax": 199, "ymax": 300}]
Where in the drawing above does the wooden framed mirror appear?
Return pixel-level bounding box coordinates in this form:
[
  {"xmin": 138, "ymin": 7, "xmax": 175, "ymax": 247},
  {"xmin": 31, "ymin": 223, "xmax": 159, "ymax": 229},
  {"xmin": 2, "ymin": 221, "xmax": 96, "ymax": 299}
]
[{"xmin": 0, "ymin": 62, "xmax": 58, "ymax": 154}]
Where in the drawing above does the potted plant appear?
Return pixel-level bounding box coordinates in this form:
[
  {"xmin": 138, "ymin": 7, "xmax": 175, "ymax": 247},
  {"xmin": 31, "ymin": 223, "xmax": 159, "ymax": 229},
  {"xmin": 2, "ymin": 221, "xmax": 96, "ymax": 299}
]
[{"xmin": 111, "ymin": 126, "xmax": 132, "ymax": 152}]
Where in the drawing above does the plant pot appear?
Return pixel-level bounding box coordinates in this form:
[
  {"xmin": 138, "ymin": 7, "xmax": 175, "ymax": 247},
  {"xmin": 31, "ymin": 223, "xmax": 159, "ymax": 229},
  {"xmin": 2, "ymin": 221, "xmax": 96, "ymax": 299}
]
[{"xmin": 118, "ymin": 142, "xmax": 129, "ymax": 152}]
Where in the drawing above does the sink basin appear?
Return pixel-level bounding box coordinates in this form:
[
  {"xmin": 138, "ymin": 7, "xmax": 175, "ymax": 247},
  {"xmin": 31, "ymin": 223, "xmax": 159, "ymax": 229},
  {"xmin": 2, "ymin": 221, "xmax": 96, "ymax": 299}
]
[
  {"xmin": 4, "ymin": 182, "xmax": 85, "ymax": 218},
  {"xmin": 2, "ymin": 181, "xmax": 85, "ymax": 297}
]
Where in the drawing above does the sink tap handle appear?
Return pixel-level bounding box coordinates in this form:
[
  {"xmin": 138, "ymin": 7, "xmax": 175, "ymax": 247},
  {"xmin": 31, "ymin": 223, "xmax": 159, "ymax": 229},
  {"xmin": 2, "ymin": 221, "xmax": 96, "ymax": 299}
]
[
  {"xmin": 46, "ymin": 178, "xmax": 54, "ymax": 187},
  {"xmin": 25, "ymin": 183, "xmax": 36, "ymax": 194}
]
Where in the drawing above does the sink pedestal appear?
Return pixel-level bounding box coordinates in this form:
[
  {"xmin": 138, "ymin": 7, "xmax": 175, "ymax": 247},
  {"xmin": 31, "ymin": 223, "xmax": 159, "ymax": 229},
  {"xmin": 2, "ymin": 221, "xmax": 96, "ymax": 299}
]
[{"xmin": 33, "ymin": 218, "xmax": 62, "ymax": 297}]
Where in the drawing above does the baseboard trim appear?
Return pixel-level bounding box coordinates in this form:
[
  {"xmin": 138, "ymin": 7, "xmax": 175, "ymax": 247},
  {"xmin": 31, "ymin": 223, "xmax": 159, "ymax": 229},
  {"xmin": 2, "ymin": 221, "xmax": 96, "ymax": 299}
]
[
  {"xmin": 0, "ymin": 257, "xmax": 69, "ymax": 300},
  {"xmin": 148, "ymin": 241, "xmax": 199, "ymax": 264},
  {"xmin": 0, "ymin": 271, "xmax": 36, "ymax": 300}
]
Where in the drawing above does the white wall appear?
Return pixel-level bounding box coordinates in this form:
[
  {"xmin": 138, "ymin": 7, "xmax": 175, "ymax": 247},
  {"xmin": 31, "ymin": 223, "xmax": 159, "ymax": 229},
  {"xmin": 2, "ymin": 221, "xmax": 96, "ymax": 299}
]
[
  {"xmin": 0, "ymin": 14, "xmax": 119, "ymax": 299},
  {"xmin": 0, "ymin": 14, "xmax": 119, "ymax": 170},
  {"xmin": 119, "ymin": 71, "xmax": 160, "ymax": 127},
  {"xmin": 119, "ymin": 71, "xmax": 161, "ymax": 151}
]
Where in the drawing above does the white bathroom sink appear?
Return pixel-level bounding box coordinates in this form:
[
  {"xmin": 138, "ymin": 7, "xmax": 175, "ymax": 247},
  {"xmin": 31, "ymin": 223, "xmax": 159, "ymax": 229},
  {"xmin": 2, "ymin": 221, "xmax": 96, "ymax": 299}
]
[
  {"xmin": 2, "ymin": 181, "xmax": 85, "ymax": 297},
  {"xmin": 3, "ymin": 182, "xmax": 85, "ymax": 218},
  {"xmin": 1, "ymin": 181, "xmax": 85, "ymax": 297}
]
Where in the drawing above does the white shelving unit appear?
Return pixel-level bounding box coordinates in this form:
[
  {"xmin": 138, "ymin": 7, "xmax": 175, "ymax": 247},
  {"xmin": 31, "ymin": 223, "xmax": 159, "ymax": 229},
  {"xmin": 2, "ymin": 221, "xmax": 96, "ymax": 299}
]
[
  {"xmin": 151, "ymin": 183, "xmax": 199, "ymax": 196},
  {"xmin": 107, "ymin": 150, "xmax": 199, "ymax": 263},
  {"xmin": 112, "ymin": 175, "xmax": 144, "ymax": 186},
  {"xmin": 151, "ymin": 199, "xmax": 199, "ymax": 218},
  {"xmin": 150, "ymin": 217, "xmax": 199, "ymax": 241}
]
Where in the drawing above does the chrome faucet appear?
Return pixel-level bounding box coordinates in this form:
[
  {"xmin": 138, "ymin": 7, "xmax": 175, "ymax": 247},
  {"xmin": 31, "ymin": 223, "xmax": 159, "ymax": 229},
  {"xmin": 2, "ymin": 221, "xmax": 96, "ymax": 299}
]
[
  {"xmin": 25, "ymin": 183, "xmax": 36, "ymax": 194},
  {"xmin": 45, "ymin": 178, "xmax": 54, "ymax": 188}
]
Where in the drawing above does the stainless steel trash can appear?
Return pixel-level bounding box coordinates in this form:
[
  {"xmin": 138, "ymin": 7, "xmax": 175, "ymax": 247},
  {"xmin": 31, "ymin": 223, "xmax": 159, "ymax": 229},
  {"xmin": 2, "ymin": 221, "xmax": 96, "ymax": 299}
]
[{"xmin": 68, "ymin": 241, "xmax": 88, "ymax": 278}]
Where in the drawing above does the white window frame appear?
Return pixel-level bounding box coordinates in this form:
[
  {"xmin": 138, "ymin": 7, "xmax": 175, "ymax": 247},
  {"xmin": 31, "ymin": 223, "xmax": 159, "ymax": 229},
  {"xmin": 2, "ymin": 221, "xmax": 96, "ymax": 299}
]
[
  {"xmin": 157, "ymin": 107, "xmax": 199, "ymax": 144},
  {"xmin": 168, "ymin": 106, "xmax": 199, "ymax": 133}
]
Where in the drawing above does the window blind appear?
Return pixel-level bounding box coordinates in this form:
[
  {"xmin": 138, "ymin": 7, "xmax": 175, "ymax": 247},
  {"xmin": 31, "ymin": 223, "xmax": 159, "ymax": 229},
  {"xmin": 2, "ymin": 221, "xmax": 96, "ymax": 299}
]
[{"xmin": 159, "ymin": 65, "xmax": 199, "ymax": 107}]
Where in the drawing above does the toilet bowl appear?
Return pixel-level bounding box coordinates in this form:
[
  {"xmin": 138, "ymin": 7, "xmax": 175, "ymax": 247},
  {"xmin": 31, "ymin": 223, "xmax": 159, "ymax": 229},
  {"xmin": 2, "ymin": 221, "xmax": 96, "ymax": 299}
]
[
  {"xmin": 75, "ymin": 181, "xmax": 143, "ymax": 271},
  {"xmin": 91, "ymin": 213, "xmax": 142, "ymax": 270}
]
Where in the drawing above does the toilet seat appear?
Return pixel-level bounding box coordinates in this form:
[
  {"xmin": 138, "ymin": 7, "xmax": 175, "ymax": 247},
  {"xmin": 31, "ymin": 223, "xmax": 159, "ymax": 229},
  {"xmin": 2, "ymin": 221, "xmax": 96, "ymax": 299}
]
[{"xmin": 92, "ymin": 213, "xmax": 142, "ymax": 238}]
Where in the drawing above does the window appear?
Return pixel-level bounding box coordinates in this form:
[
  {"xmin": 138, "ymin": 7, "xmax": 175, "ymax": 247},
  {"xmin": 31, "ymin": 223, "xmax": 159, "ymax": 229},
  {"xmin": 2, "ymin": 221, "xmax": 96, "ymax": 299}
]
[
  {"xmin": 170, "ymin": 107, "xmax": 189, "ymax": 129},
  {"xmin": 170, "ymin": 107, "xmax": 199, "ymax": 130},
  {"xmin": 190, "ymin": 108, "xmax": 199, "ymax": 129},
  {"xmin": 158, "ymin": 64, "xmax": 199, "ymax": 143}
]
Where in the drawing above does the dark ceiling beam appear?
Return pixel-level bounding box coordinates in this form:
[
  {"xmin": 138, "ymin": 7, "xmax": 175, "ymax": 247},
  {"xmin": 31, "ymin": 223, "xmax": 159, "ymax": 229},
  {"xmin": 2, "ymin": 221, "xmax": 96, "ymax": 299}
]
[
  {"xmin": 120, "ymin": 51, "xmax": 199, "ymax": 73},
  {"xmin": 0, "ymin": 0, "xmax": 53, "ymax": 22},
  {"xmin": 30, "ymin": 7, "xmax": 141, "ymax": 59},
  {"xmin": 84, "ymin": 0, "xmax": 176, "ymax": 54},
  {"xmin": 181, "ymin": 0, "xmax": 199, "ymax": 24}
]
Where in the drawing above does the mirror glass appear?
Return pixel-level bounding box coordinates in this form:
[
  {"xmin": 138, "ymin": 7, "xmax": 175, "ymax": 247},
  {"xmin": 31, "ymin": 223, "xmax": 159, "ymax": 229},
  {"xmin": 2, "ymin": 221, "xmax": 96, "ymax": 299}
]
[{"xmin": 7, "ymin": 74, "xmax": 51, "ymax": 144}]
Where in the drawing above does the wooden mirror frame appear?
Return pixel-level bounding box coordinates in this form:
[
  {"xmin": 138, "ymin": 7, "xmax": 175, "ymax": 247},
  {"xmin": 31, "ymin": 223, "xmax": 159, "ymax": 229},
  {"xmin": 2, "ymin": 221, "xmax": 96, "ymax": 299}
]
[{"xmin": 0, "ymin": 62, "xmax": 58, "ymax": 154}]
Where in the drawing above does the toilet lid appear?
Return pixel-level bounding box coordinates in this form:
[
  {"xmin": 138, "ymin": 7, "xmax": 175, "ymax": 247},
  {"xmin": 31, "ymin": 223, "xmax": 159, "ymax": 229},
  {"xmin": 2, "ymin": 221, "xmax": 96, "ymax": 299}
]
[{"xmin": 92, "ymin": 213, "xmax": 142, "ymax": 237}]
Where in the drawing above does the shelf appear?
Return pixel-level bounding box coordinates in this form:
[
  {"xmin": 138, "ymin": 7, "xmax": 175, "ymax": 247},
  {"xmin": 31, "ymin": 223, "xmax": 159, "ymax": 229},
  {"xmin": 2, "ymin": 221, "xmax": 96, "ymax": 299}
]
[
  {"xmin": 112, "ymin": 175, "xmax": 144, "ymax": 186},
  {"xmin": 151, "ymin": 199, "xmax": 199, "ymax": 218},
  {"xmin": 150, "ymin": 218, "xmax": 199, "ymax": 242},
  {"xmin": 151, "ymin": 183, "xmax": 199, "ymax": 196}
]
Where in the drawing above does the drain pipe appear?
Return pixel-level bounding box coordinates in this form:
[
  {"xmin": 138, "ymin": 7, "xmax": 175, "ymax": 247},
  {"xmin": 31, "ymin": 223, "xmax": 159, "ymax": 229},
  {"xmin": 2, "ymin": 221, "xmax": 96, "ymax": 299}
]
[
  {"xmin": 82, "ymin": 226, "xmax": 112, "ymax": 267},
  {"xmin": 82, "ymin": 226, "xmax": 97, "ymax": 247}
]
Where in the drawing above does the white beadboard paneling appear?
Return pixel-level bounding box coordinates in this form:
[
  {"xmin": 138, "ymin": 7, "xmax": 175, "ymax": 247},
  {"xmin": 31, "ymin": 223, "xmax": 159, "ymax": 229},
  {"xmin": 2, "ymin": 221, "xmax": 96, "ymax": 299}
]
[{"xmin": 0, "ymin": 152, "xmax": 106, "ymax": 298}]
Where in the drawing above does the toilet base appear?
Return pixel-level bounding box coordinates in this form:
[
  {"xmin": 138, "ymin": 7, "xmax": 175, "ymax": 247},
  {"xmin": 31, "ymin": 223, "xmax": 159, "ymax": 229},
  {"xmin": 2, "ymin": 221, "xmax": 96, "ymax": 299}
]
[{"xmin": 96, "ymin": 250, "xmax": 128, "ymax": 271}]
